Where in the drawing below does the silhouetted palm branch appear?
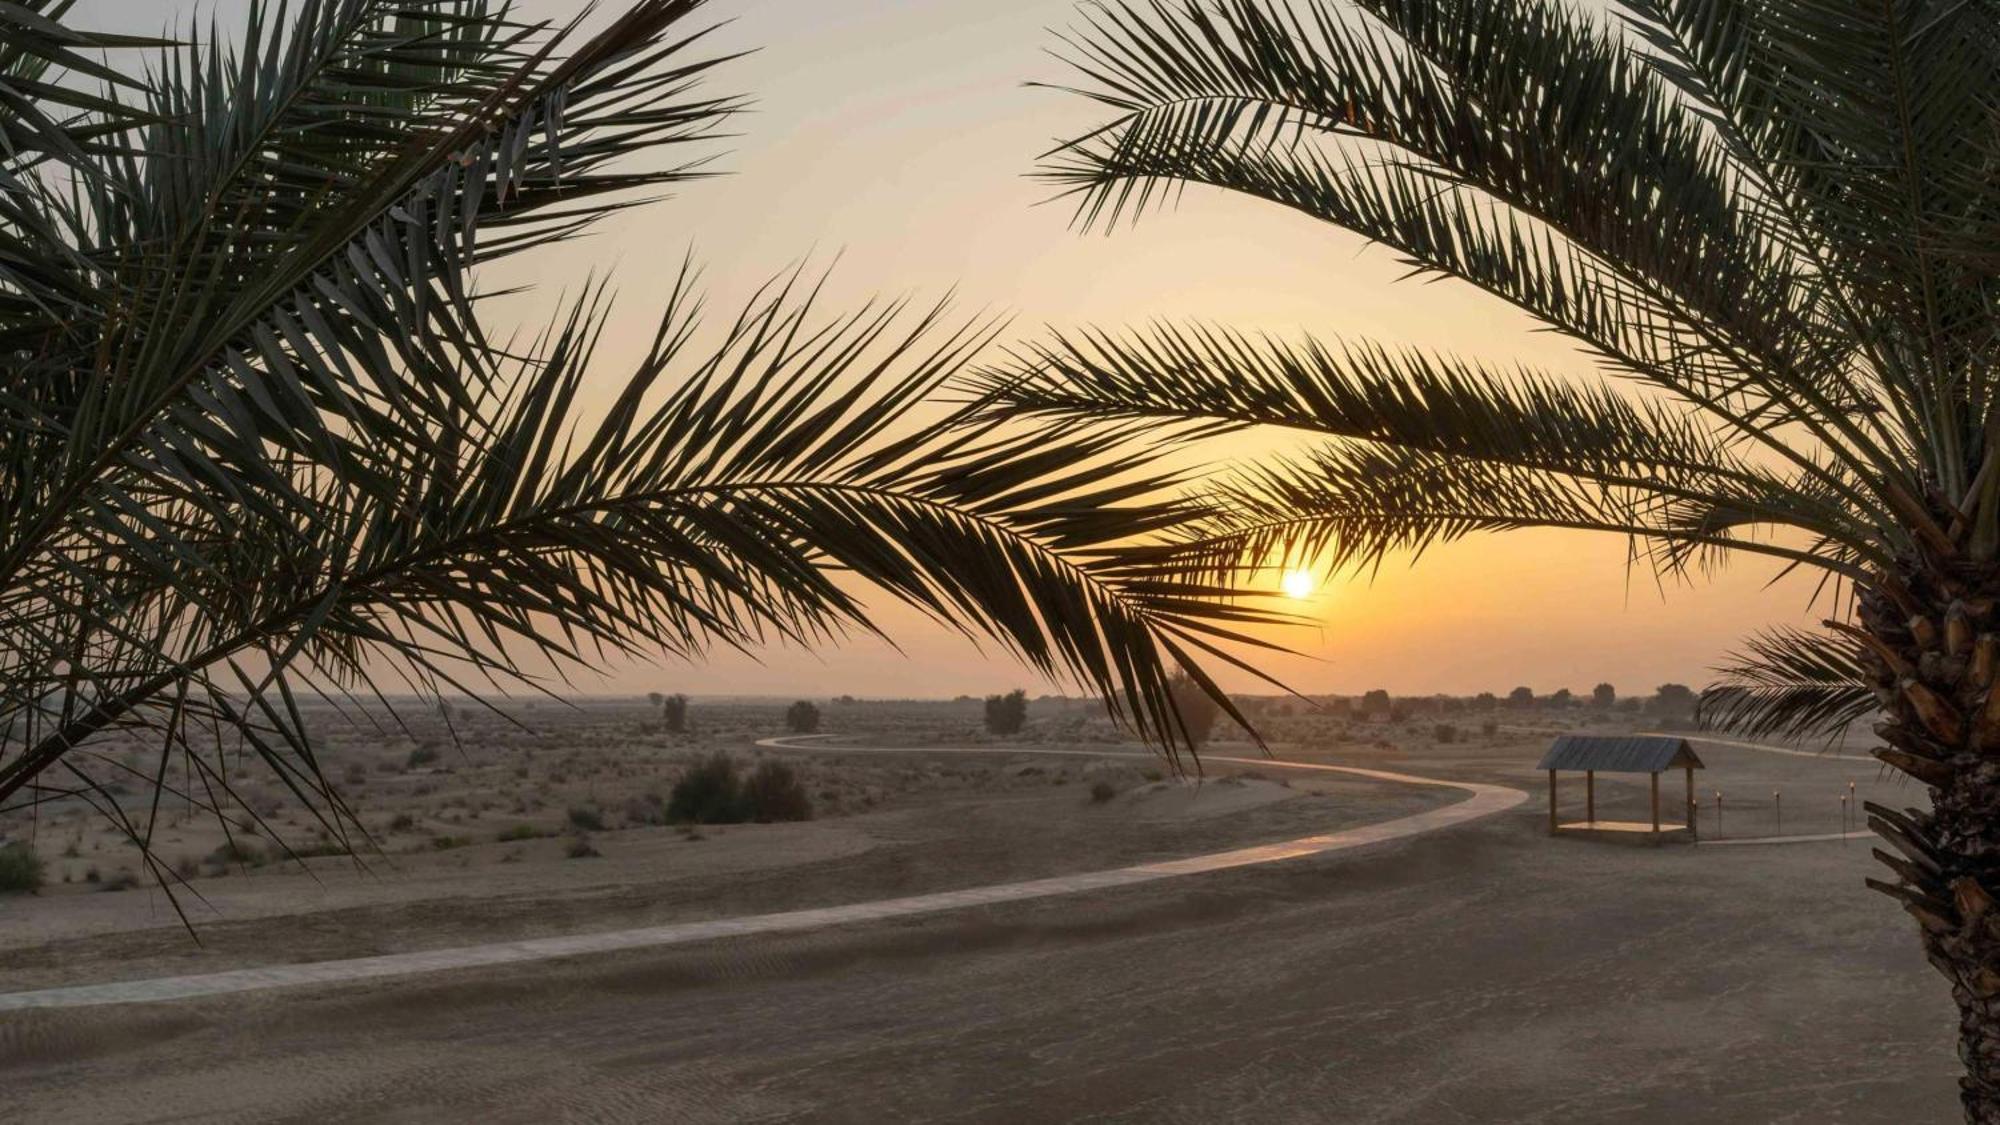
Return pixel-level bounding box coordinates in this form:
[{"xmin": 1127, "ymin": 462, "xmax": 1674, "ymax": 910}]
[
  {"xmin": 998, "ymin": 3, "xmax": 2000, "ymax": 1109},
  {"xmin": 987, "ymin": 0, "xmax": 2000, "ymax": 736},
  {"xmin": 0, "ymin": 0, "xmax": 1276, "ymax": 909}
]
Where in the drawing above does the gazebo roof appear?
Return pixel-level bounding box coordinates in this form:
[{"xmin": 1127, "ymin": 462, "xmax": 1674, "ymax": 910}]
[{"xmin": 1536, "ymin": 734, "xmax": 1703, "ymax": 774}]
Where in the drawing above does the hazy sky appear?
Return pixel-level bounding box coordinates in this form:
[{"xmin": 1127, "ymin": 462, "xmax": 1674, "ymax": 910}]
[{"xmin": 86, "ymin": 0, "xmax": 1821, "ymax": 699}]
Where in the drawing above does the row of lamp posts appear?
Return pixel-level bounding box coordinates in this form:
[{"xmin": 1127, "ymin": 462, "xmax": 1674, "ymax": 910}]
[{"xmin": 1688, "ymin": 779, "xmax": 1861, "ymax": 840}]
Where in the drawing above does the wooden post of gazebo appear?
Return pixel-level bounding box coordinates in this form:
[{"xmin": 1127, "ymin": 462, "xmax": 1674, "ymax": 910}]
[
  {"xmin": 1547, "ymin": 769, "xmax": 1558, "ymax": 834},
  {"xmin": 1649, "ymin": 772, "xmax": 1661, "ymax": 835},
  {"xmin": 1585, "ymin": 770, "xmax": 1596, "ymax": 824},
  {"xmin": 1685, "ymin": 765, "xmax": 1696, "ymax": 841}
]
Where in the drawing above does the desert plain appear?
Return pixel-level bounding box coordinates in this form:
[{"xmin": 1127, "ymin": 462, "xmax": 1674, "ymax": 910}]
[{"xmin": 0, "ymin": 697, "xmax": 1955, "ymax": 1122}]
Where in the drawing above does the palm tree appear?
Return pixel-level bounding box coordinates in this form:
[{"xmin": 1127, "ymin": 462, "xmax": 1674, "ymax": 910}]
[
  {"xmin": 981, "ymin": 0, "xmax": 2000, "ymax": 1115},
  {"xmin": 0, "ymin": 0, "xmax": 1273, "ymax": 918}
]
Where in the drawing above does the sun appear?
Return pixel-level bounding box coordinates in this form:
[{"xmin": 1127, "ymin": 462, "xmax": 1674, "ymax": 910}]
[{"xmin": 1280, "ymin": 568, "xmax": 1316, "ymax": 600}]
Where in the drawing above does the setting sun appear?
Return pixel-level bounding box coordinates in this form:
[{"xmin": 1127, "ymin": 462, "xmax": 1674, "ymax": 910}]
[{"xmin": 1280, "ymin": 569, "xmax": 1316, "ymax": 600}]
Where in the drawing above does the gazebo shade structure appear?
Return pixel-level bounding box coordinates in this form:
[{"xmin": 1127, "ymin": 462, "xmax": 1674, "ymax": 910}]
[{"xmin": 1535, "ymin": 735, "xmax": 1705, "ymax": 841}]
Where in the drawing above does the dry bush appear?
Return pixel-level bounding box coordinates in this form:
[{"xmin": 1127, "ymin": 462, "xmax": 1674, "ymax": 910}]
[
  {"xmin": 742, "ymin": 760, "xmax": 812, "ymax": 822},
  {"xmin": 666, "ymin": 753, "xmax": 813, "ymax": 824},
  {"xmin": 0, "ymin": 842, "xmax": 44, "ymax": 894}
]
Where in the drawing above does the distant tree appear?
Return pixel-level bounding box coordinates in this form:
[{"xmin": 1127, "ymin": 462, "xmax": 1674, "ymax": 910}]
[
  {"xmin": 1617, "ymin": 698, "xmax": 1642, "ymax": 713},
  {"xmin": 1167, "ymin": 672, "xmax": 1222, "ymax": 747},
  {"xmin": 1591, "ymin": 683, "xmax": 1616, "ymax": 709},
  {"xmin": 1548, "ymin": 688, "xmax": 1574, "ymax": 708},
  {"xmin": 661, "ymin": 694, "xmax": 689, "ymax": 734},
  {"xmin": 785, "ymin": 700, "xmax": 820, "ymax": 734},
  {"xmin": 984, "ymin": 689, "xmax": 1029, "ymax": 735},
  {"xmin": 1653, "ymin": 684, "xmax": 1698, "ymax": 716},
  {"xmin": 1361, "ymin": 688, "xmax": 1392, "ymax": 715},
  {"xmin": 835, "ymin": 694, "xmax": 857, "ymax": 705},
  {"xmin": 1433, "ymin": 722, "xmax": 1458, "ymax": 744},
  {"xmin": 1474, "ymin": 692, "xmax": 1498, "ymax": 711},
  {"xmin": 1507, "ymin": 686, "xmax": 1534, "ymax": 709},
  {"xmin": 647, "ymin": 691, "xmax": 664, "ymax": 709}
]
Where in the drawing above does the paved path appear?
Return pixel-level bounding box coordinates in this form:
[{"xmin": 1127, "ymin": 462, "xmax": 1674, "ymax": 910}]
[
  {"xmin": 1650, "ymin": 732, "xmax": 1876, "ymax": 763},
  {"xmin": 1700, "ymin": 831, "xmax": 1863, "ymax": 847},
  {"xmin": 0, "ymin": 738, "xmax": 1526, "ymax": 1012}
]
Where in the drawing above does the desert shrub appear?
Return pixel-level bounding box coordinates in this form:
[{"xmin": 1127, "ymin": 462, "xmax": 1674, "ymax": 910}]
[
  {"xmin": 0, "ymin": 843, "xmax": 45, "ymax": 894},
  {"xmin": 1481, "ymin": 719, "xmax": 1500, "ymax": 737},
  {"xmin": 984, "ymin": 688, "xmax": 1028, "ymax": 735},
  {"xmin": 622, "ymin": 793, "xmax": 669, "ymax": 826},
  {"xmin": 661, "ymin": 693, "xmax": 689, "ymax": 734},
  {"xmin": 567, "ymin": 805, "xmax": 606, "ymax": 832},
  {"xmin": 207, "ymin": 840, "xmax": 265, "ymax": 868},
  {"xmin": 1433, "ymin": 723, "xmax": 1458, "ymax": 743},
  {"xmin": 665, "ymin": 754, "xmax": 812, "ymax": 824},
  {"xmin": 742, "ymin": 761, "xmax": 813, "ymax": 822},
  {"xmin": 667, "ymin": 752, "xmax": 744, "ymax": 824},
  {"xmin": 495, "ymin": 824, "xmax": 541, "ymax": 842},
  {"xmin": 785, "ymin": 699, "xmax": 820, "ymax": 734},
  {"xmin": 566, "ymin": 836, "xmax": 602, "ymax": 859},
  {"xmin": 429, "ymin": 834, "xmax": 471, "ymax": 851},
  {"xmin": 1167, "ymin": 672, "xmax": 1222, "ymax": 747},
  {"xmin": 388, "ymin": 812, "xmax": 416, "ymax": 832},
  {"xmin": 406, "ymin": 744, "xmax": 439, "ymax": 769},
  {"xmin": 1089, "ymin": 780, "xmax": 1118, "ymax": 804}
]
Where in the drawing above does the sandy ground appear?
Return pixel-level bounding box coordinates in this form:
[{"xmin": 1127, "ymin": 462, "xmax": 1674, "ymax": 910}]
[
  {"xmin": 0, "ymin": 702, "xmax": 1958, "ymax": 1122},
  {"xmin": 0, "ymin": 734, "xmax": 1440, "ymax": 993}
]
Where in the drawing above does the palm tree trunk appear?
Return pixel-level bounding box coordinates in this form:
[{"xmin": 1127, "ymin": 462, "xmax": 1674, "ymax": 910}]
[{"xmin": 1860, "ymin": 564, "xmax": 2000, "ymax": 1123}]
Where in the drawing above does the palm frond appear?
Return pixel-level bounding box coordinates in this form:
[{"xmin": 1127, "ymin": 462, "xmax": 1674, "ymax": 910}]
[
  {"xmin": 1698, "ymin": 625, "xmax": 1875, "ymax": 741},
  {"xmin": 1169, "ymin": 439, "xmax": 1872, "ymax": 588},
  {"xmin": 0, "ymin": 1, "xmax": 1278, "ymax": 910}
]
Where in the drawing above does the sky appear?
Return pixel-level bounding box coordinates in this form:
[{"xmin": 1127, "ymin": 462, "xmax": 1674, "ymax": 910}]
[{"xmin": 82, "ymin": 0, "xmax": 1823, "ymax": 700}]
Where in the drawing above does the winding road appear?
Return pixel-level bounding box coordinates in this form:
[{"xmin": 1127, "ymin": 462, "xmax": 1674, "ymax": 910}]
[{"xmin": 0, "ymin": 736, "xmax": 1526, "ymax": 1012}]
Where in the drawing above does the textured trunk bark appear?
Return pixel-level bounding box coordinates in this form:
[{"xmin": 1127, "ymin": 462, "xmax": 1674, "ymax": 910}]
[{"xmin": 1858, "ymin": 562, "xmax": 2000, "ymax": 1123}]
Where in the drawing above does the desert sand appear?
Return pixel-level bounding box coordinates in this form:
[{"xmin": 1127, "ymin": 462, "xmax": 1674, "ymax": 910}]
[{"xmin": 0, "ymin": 699, "xmax": 1951, "ymax": 1122}]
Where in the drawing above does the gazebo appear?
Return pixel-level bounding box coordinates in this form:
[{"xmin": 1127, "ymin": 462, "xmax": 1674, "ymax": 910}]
[{"xmin": 1536, "ymin": 734, "xmax": 1704, "ymax": 841}]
